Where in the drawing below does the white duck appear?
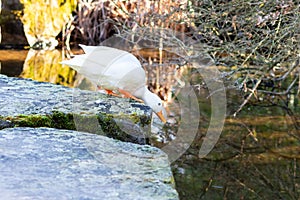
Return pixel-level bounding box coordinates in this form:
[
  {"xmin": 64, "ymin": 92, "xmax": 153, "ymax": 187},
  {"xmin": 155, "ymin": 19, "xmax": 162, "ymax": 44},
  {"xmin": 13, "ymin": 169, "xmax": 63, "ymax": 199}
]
[{"xmin": 61, "ymin": 45, "xmax": 167, "ymax": 123}]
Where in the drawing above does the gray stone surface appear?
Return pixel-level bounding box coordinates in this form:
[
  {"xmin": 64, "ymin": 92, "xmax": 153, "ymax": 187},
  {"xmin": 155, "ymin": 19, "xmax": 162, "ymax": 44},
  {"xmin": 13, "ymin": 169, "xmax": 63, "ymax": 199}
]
[
  {"xmin": 0, "ymin": 74, "xmax": 152, "ymax": 143},
  {"xmin": 0, "ymin": 127, "xmax": 178, "ymax": 200}
]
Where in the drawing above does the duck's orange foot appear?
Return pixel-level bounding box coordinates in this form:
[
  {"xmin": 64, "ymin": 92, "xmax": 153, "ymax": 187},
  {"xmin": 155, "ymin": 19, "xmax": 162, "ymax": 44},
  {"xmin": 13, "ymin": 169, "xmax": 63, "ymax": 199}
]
[
  {"xmin": 97, "ymin": 86, "xmax": 143, "ymax": 103},
  {"xmin": 118, "ymin": 89, "xmax": 144, "ymax": 103},
  {"xmin": 97, "ymin": 86, "xmax": 122, "ymax": 97}
]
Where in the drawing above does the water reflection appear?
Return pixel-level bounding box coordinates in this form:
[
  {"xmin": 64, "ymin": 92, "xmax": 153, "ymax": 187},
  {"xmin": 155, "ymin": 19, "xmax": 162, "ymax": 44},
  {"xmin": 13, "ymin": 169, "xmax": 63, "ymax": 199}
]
[
  {"xmin": 173, "ymin": 112, "xmax": 300, "ymax": 199},
  {"xmin": 0, "ymin": 49, "xmax": 76, "ymax": 87},
  {"xmin": 20, "ymin": 49, "xmax": 76, "ymax": 87}
]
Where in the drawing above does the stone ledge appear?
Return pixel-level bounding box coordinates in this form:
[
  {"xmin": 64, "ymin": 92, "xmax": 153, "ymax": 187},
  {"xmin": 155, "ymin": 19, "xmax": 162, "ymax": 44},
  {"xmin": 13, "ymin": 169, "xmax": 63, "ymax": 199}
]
[
  {"xmin": 0, "ymin": 127, "xmax": 178, "ymax": 199},
  {"xmin": 0, "ymin": 74, "xmax": 152, "ymax": 144}
]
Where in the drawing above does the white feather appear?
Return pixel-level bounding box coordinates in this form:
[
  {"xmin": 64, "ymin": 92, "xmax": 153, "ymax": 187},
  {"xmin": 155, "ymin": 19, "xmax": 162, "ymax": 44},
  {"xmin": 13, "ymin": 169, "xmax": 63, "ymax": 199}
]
[{"xmin": 61, "ymin": 45, "xmax": 167, "ymax": 122}]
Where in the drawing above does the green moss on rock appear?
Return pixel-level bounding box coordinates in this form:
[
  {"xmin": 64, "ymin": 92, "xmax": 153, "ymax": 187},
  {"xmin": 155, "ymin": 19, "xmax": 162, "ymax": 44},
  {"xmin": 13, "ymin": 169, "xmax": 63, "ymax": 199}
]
[
  {"xmin": 50, "ymin": 111, "xmax": 76, "ymax": 130},
  {"xmin": 2, "ymin": 111, "xmax": 151, "ymax": 144},
  {"xmin": 9, "ymin": 114, "xmax": 52, "ymax": 128}
]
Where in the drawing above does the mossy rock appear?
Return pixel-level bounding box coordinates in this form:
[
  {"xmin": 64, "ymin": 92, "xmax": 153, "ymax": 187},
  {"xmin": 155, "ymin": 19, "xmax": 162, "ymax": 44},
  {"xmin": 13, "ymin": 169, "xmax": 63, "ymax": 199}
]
[{"xmin": 0, "ymin": 74, "xmax": 152, "ymax": 144}]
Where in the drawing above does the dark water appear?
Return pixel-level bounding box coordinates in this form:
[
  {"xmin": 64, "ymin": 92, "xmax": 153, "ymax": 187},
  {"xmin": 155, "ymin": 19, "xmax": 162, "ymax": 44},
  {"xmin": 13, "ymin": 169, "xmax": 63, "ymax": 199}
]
[
  {"xmin": 173, "ymin": 107, "xmax": 300, "ymax": 199},
  {"xmin": 1, "ymin": 49, "xmax": 299, "ymax": 199},
  {"xmin": 0, "ymin": 50, "xmax": 27, "ymax": 77}
]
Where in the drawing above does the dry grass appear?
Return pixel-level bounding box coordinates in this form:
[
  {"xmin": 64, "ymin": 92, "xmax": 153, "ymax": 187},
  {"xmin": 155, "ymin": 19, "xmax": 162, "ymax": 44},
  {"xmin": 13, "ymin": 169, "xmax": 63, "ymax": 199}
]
[{"xmin": 64, "ymin": 0, "xmax": 191, "ymax": 46}]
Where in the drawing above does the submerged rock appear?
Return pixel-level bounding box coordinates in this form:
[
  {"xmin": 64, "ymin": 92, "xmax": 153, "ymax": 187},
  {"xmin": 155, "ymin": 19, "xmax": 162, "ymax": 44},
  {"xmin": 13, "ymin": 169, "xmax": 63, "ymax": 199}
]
[
  {"xmin": 0, "ymin": 74, "xmax": 152, "ymax": 144},
  {"xmin": 0, "ymin": 127, "xmax": 178, "ymax": 199}
]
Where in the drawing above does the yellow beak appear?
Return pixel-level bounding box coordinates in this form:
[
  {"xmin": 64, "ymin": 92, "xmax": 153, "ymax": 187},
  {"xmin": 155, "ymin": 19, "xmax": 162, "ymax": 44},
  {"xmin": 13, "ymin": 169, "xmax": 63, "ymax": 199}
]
[{"xmin": 156, "ymin": 110, "xmax": 167, "ymax": 123}]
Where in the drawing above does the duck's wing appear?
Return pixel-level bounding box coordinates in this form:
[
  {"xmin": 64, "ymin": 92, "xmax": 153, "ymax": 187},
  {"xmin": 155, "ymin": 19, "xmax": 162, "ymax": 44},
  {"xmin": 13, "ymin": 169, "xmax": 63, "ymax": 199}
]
[
  {"xmin": 61, "ymin": 52, "xmax": 106, "ymax": 84},
  {"xmin": 61, "ymin": 46, "xmax": 146, "ymax": 95},
  {"xmin": 100, "ymin": 50, "xmax": 146, "ymax": 92}
]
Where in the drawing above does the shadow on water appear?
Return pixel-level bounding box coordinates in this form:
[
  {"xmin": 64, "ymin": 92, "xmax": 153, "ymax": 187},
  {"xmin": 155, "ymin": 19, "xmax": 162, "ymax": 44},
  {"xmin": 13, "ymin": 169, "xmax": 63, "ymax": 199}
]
[{"xmin": 0, "ymin": 48, "xmax": 299, "ymax": 199}]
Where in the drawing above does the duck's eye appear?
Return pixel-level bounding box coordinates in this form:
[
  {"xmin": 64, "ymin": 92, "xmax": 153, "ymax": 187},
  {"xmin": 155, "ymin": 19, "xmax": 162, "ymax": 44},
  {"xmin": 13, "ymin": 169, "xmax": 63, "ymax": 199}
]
[{"xmin": 158, "ymin": 103, "xmax": 161, "ymax": 106}]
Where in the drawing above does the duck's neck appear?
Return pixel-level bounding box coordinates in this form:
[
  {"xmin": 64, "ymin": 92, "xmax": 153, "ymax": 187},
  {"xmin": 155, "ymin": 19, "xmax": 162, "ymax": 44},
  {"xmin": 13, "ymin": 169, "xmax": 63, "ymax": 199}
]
[{"xmin": 134, "ymin": 86, "xmax": 149, "ymax": 101}]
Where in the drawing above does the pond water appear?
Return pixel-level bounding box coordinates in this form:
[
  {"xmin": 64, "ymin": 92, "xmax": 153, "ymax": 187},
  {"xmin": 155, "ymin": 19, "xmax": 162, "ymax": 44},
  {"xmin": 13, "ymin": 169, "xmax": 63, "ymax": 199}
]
[{"xmin": 0, "ymin": 49, "xmax": 299, "ymax": 199}]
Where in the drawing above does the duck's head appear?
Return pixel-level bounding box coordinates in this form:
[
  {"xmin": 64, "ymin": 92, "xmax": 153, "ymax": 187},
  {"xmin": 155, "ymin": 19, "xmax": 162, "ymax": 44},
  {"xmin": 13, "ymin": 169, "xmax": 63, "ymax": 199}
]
[{"xmin": 143, "ymin": 90, "xmax": 167, "ymax": 123}]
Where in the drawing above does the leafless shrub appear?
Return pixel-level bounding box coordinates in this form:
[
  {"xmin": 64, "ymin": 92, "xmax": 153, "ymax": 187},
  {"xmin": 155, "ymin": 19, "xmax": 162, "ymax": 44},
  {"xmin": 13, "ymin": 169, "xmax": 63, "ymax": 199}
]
[{"xmin": 188, "ymin": 0, "xmax": 300, "ymax": 116}]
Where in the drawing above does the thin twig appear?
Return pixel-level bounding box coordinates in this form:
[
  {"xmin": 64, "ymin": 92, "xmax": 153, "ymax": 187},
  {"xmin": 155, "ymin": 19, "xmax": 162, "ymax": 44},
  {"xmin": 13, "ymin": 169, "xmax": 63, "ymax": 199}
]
[{"xmin": 233, "ymin": 79, "xmax": 262, "ymax": 117}]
